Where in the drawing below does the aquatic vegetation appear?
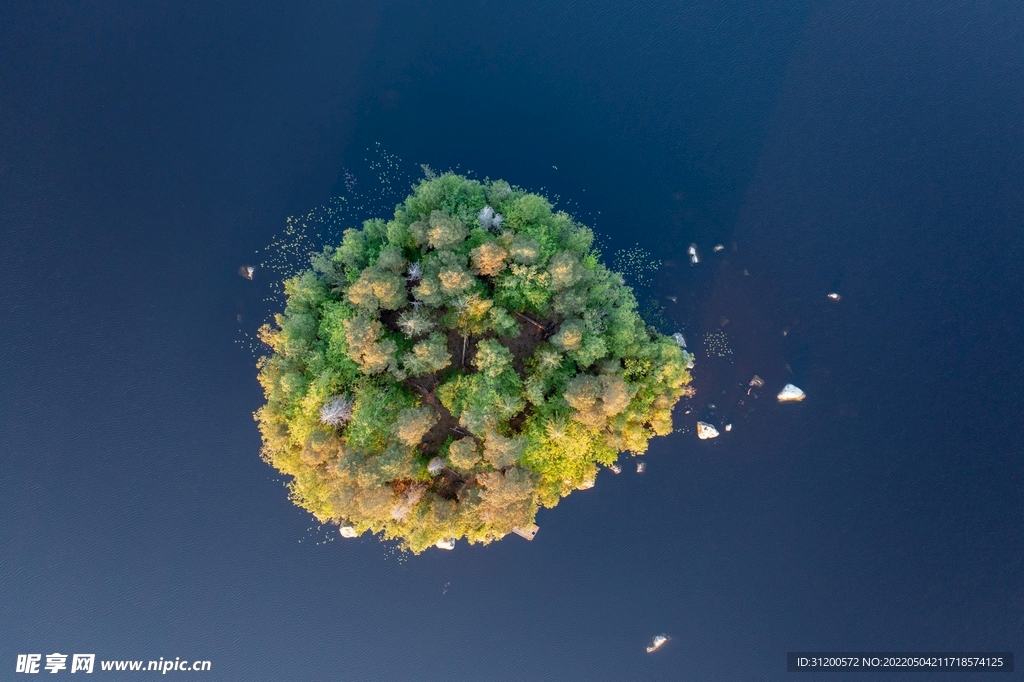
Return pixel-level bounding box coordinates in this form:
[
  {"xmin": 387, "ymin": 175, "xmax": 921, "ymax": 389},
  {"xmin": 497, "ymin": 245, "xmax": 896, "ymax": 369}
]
[
  {"xmin": 256, "ymin": 173, "xmax": 692, "ymax": 553},
  {"xmin": 613, "ymin": 246, "xmax": 661, "ymax": 287},
  {"xmin": 703, "ymin": 330, "xmax": 733, "ymax": 358}
]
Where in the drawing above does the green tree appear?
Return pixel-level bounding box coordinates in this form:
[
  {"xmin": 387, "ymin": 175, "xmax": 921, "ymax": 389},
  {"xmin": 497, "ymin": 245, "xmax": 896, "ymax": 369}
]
[
  {"xmin": 401, "ymin": 333, "xmax": 451, "ymax": 376},
  {"xmin": 255, "ymin": 172, "xmax": 692, "ymax": 553},
  {"xmin": 394, "ymin": 406, "xmax": 439, "ymax": 447}
]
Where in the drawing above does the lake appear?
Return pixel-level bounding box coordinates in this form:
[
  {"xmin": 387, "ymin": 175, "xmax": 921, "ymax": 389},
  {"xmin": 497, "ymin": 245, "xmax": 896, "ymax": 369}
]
[{"xmin": 1, "ymin": 1, "xmax": 1022, "ymax": 679}]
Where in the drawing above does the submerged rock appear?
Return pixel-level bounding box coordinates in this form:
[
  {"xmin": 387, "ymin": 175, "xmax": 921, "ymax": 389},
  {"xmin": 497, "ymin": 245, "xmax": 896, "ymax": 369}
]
[
  {"xmin": 696, "ymin": 421, "xmax": 720, "ymax": 439},
  {"xmin": 777, "ymin": 384, "xmax": 806, "ymax": 402}
]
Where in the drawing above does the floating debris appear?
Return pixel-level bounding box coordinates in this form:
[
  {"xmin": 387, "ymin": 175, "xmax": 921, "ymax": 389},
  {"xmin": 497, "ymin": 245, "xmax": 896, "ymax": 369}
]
[
  {"xmin": 427, "ymin": 457, "xmax": 445, "ymax": 474},
  {"xmin": 688, "ymin": 244, "xmax": 700, "ymax": 264},
  {"xmin": 339, "ymin": 525, "xmax": 358, "ymax": 538},
  {"xmin": 646, "ymin": 634, "xmax": 668, "ymax": 653},
  {"xmin": 610, "ymin": 463, "xmax": 622, "ymax": 474},
  {"xmin": 672, "ymin": 332, "xmax": 687, "ymax": 348},
  {"xmin": 828, "ymin": 292, "xmax": 842, "ymax": 301},
  {"xmin": 636, "ymin": 461, "xmax": 646, "ymax": 473},
  {"xmin": 713, "ymin": 244, "xmax": 725, "ymax": 252},
  {"xmin": 777, "ymin": 384, "xmax": 806, "ymax": 402},
  {"xmin": 749, "ymin": 375, "xmax": 764, "ymax": 388},
  {"xmin": 512, "ymin": 524, "xmax": 539, "ymax": 541},
  {"xmin": 696, "ymin": 421, "xmax": 720, "ymax": 439},
  {"xmin": 435, "ymin": 538, "xmax": 455, "ymax": 550},
  {"xmin": 238, "ymin": 265, "xmax": 255, "ymax": 280}
]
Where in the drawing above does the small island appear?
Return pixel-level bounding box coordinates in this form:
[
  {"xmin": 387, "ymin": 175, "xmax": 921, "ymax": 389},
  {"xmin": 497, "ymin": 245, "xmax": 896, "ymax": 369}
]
[{"xmin": 256, "ymin": 173, "xmax": 693, "ymax": 552}]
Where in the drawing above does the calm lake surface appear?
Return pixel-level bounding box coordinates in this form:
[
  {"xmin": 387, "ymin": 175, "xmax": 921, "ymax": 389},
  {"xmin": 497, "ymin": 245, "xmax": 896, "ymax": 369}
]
[{"xmin": 2, "ymin": 1, "xmax": 1022, "ymax": 679}]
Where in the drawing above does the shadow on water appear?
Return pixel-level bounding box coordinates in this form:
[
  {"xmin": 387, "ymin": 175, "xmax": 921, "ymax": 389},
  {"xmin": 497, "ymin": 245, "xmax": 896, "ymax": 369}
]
[{"xmin": 657, "ymin": 242, "xmax": 800, "ymax": 433}]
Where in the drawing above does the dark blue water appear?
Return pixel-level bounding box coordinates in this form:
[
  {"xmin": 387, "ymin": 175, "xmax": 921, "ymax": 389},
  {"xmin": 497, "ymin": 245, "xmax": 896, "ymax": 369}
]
[{"xmin": 2, "ymin": 2, "xmax": 1022, "ymax": 680}]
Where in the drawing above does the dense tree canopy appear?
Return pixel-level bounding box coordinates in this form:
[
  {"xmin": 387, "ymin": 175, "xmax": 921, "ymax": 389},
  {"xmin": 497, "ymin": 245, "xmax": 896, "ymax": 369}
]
[{"xmin": 256, "ymin": 174, "xmax": 693, "ymax": 553}]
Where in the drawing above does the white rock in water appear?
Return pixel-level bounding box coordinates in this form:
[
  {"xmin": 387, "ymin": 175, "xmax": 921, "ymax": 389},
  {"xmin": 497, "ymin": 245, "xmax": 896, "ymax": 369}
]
[
  {"xmin": 672, "ymin": 332, "xmax": 687, "ymax": 348},
  {"xmin": 427, "ymin": 457, "xmax": 445, "ymax": 474},
  {"xmin": 339, "ymin": 525, "xmax": 358, "ymax": 538},
  {"xmin": 696, "ymin": 421, "xmax": 720, "ymax": 439},
  {"xmin": 685, "ymin": 352, "xmax": 695, "ymax": 370},
  {"xmin": 610, "ymin": 463, "xmax": 622, "ymax": 474},
  {"xmin": 646, "ymin": 634, "xmax": 669, "ymax": 653},
  {"xmin": 777, "ymin": 384, "xmax": 806, "ymax": 402},
  {"xmin": 688, "ymin": 244, "xmax": 700, "ymax": 264},
  {"xmin": 636, "ymin": 461, "xmax": 646, "ymax": 473},
  {"xmin": 435, "ymin": 538, "xmax": 455, "ymax": 550}
]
